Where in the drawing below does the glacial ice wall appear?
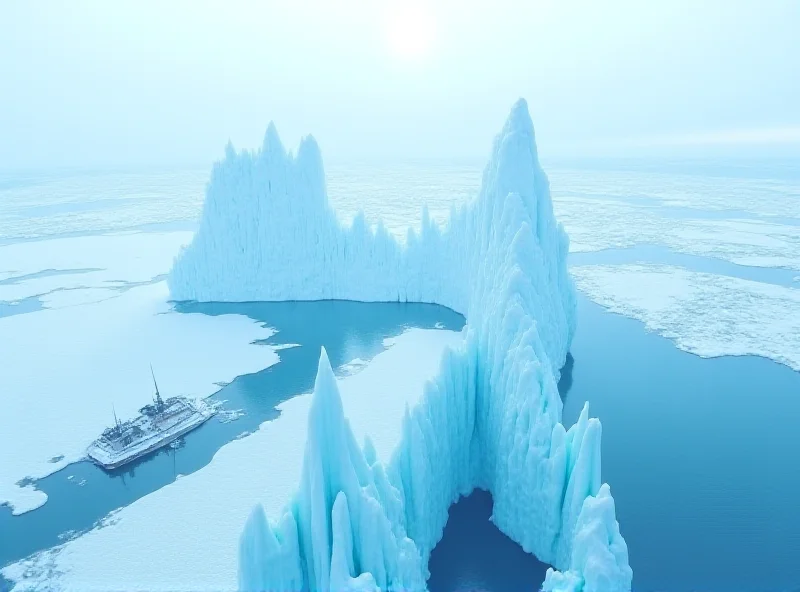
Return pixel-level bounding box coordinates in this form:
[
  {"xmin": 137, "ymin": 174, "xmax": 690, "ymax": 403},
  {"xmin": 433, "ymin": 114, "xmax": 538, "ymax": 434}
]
[{"xmin": 169, "ymin": 99, "xmax": 632, "ymax": 592}]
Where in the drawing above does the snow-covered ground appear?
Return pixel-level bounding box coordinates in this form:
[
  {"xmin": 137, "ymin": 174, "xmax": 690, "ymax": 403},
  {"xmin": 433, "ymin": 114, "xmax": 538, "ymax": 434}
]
[
  {"xmin": 2, "ymin": 328, "xmax": 462, "ymax": 592},
  {"xmin": 0, "ymin": 232, "xmax": 276, "ymax": 515},
  {"xmin": 572, "ymin": 263, "xmax": 800, "ymax": 371}
]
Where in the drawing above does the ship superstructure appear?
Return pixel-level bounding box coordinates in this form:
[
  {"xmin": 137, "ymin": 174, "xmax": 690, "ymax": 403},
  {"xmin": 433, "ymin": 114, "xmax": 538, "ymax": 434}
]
[{"xmin": 87, "ymin": 366, "xmax": 215, "ymax": 470}]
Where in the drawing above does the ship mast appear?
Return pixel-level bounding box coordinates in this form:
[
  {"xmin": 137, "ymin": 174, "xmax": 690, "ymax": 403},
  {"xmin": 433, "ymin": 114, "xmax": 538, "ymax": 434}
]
[{"xmin": 150, "ymin": 364, "xmax": 164, "ymax": 410}]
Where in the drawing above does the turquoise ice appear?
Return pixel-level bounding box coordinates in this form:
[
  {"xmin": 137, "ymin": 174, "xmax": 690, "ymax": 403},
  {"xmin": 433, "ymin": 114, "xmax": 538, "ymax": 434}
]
[{"xmin": 170, "ymin": 99, "xmax": 631, "ymax": 592}]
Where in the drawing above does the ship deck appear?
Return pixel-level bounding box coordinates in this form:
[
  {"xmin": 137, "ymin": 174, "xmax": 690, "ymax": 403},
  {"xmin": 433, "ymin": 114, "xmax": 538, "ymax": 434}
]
[{"xmin": 87, "ymin": 398, "xmax": 214, "ymax": 469}]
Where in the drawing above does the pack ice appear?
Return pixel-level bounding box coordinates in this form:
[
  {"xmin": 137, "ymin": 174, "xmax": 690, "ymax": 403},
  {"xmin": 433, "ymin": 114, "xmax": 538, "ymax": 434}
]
[{"xmin": 169, "ymin": 100, "xmax": 632, "ymax": 592}]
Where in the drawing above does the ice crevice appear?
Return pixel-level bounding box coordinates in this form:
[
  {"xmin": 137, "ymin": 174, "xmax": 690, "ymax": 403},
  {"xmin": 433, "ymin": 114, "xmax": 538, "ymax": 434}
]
[{"xmin": 169, "ymin": 98, "xmax": 632, "ymax": 592}]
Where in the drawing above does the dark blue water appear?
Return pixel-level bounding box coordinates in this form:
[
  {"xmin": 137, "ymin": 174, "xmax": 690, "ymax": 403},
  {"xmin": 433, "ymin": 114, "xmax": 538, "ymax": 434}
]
[
  {"xmin": 427, "ymin": 293, "xmax": 800, "ymax": 592},
  {"xmin": 0, "ymin": 300, "xmax": 464, "ymax": 570},
  {"xmin": 562, "ymin": 294, "xmax": 800, "ymax": 592},
  {"xmin": 427, "ymin": 489, "xmax": 551, "ymax": 592},
  {"xmin": 425, "ymin": 360, "xmax": 575, "ymax": 592},
  {"xmin": 5, "ymin": 288, "xmax": 799, "ymax": 592}
]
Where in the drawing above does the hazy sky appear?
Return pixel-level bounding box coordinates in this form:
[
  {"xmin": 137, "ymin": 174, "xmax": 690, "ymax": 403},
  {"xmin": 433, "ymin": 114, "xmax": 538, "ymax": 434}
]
[{"xmin": 1, "ymin": 0, "xmax": 799, "ymax": 168}]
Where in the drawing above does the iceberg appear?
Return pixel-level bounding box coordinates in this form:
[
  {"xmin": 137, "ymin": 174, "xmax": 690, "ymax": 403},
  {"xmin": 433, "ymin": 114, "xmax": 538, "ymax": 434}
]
[
  {"xmin": 169, "ymin": 99, "xmax": 632, "ymax": 592},
  {"xmin": 240, "ymin": 348, "xmax": 426, "ymax": 592}
]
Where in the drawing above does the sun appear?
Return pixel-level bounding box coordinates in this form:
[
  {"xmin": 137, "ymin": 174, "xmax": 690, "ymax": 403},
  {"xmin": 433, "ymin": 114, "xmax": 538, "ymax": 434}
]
[{"xmin": 383, "ymin": 0, "xmax": 436, "ymax": 62}]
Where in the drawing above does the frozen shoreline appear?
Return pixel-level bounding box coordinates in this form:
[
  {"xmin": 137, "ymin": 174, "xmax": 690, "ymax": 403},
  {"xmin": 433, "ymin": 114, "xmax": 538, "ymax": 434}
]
[
  {"xmin": 0, "ymin": 231, "xmax": 276, "ymax": 515},
  {"xmin": 2, "ymin": 328, "xmax": 462, "ymax": 591}
]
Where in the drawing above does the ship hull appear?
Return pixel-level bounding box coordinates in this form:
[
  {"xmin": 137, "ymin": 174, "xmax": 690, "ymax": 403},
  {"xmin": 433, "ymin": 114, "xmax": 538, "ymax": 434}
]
[{"xmin": 87, "ymin": 399, "xmax": 215, "ymax": 470}]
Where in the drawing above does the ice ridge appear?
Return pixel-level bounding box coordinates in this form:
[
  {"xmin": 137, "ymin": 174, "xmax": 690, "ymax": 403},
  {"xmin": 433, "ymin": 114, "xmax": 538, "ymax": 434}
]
[{"xmin": 169, "ymin": 98, "xmax": 632, "ymax": 592}]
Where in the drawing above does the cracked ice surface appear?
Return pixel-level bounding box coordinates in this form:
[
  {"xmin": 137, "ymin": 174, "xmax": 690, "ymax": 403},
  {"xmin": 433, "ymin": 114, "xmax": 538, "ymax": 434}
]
[
  {"xmin": 571, "ymin": 263, "xmax": 800, "ymax": 371},
  {"xmin": 0, "ymin": 231, "xmax": 194, "ymax": 307},
  {"xmin": 0, "ymin": 170, "xmax": 205, "ymax": 242},
  {"xmin": 555, "ymin": 197, "xmax": 800, "ymax": 270},
  {"xmin": 548, "ymin": 164, "xmax": 800, "ymax": 219}
]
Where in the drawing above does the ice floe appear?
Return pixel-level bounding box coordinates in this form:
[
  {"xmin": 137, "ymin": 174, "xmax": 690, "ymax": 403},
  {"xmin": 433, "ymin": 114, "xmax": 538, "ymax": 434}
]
[
  {"xmin": 556, "ymin": 197, "xmax": 800, "ymax": 270},
  {"xmin": 571, "ymin": 263, "xmax": 800, "ymax": 371}
]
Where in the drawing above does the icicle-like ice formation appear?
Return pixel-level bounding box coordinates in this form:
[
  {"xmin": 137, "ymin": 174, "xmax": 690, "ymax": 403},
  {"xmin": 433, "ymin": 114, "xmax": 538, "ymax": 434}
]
[
  {"xmin": 239, "ymin": 348, "xmax": 424, "ymax": 592},
  {"xmin": 169, "ymin": 99, "xmax": 632, "ymax": 592}
]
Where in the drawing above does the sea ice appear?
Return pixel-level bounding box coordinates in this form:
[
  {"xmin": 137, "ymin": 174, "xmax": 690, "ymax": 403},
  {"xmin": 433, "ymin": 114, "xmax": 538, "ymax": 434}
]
[
  {"xmin": 0, "ymin": 231, "xmax": 193, "ymax": 306},
  {"xmin": 554, "ymin": 196, "xmax": 800, "ymax": 271},
  {"xmin": 0, "ymin": 169, "xmax": 206, "ymax": 242},
  {"xmin": 0, "ymin": 280, "xmax": 274, "ymax": 515},
  {"xmin": 571, "ymin": 263, "xmax": 800, "ymax": 371},
  {"xmin": 0, "ymin": 228, "xmax": 282, "ymax": 513},
  {"xmin": 2, "ymin": 328, "xmax": 461, "ymax": 591},
  {"xmin": 171, "ymin": 99, "xmax": 631, "ymax": 591},
  {"xmin": 548, "ymin": 165, "xmax": 800, "ymax": 222},
  {"xmin": 337, "ymin": 357, "xmax": 368, "ymax": 377},
  {"xmin": 272, "ymin": 343, "xmax": 301, "ymax": 351}
]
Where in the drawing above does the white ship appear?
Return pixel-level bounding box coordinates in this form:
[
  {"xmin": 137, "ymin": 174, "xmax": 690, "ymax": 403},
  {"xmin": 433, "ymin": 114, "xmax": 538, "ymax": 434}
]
[{"xmin": 87, "ymin": 367, "xmax": 215, "ymax": 470}]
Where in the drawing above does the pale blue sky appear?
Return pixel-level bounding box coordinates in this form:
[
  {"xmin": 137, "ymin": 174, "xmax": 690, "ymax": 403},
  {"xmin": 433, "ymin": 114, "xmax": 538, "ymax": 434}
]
[{"xmin": 1, "ymin": 0, "xmax": 798, "ymax": 168}]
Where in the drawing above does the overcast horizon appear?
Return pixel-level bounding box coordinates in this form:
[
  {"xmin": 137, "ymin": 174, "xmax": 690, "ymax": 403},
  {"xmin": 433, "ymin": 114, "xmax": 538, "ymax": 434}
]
[{"xmin": 2, "ymin": 0, "xmax": 799, "ymax": 169}]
